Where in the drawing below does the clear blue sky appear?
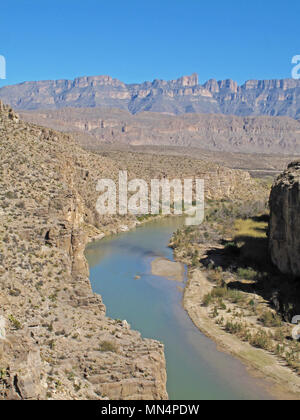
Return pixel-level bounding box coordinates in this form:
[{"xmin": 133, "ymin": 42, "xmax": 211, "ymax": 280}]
[{"xmin": 0, "ymin": 0, "xmax": 299, "ymax": 87}]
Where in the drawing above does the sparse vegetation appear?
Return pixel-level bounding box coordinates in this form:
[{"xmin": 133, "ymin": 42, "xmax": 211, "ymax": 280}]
[
  {"xmin": 171, "ymin": 199, "xmax": 300, "ymax": 375},
  {"xmin": 8, "ymin": 314, "xmax": 22, "ymax": 330},
  {"xmin": 99, "ymin": 341, "xmax": 118, "ymax": 353}
]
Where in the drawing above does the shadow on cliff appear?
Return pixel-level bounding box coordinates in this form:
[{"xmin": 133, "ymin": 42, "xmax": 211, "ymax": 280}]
[{"xmin": 200, "ymin": 215, "xmax": 300, "ymax": 321}]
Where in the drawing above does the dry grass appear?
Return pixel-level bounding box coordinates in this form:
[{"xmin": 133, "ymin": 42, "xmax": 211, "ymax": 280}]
[{"xmin": 234, "ymin": 218, "xmax": 268, "ymax": 239}]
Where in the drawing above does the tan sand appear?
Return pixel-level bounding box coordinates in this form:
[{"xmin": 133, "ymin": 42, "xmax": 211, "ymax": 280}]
[{"xmin": 151, "ymin": 258, "xmax": 185, "ymax": 282}]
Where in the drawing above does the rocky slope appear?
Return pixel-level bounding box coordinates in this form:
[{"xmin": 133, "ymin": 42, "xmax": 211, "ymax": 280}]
[
  {"xmin": 0, "ymin": 100, "xmax": 269, "ymax": 400},
  {"xmin": 269, "ymin": 161, "xmax": 300, "ymax": 277},
  {"xmin": 0, "ymin": 101, "xmax": 167, "ymax": 400},
  {"xmin": 20, "ymin": 108, "xmax": 300, "ymax": 155},
  {"xmin": 1, "ymin": 74, "xmax": 300, "ymax": 118}
]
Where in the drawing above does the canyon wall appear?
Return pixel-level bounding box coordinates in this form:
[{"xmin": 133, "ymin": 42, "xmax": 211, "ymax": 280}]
[
  {"xmin": 269, "ymin": 161, "xmax": 300, "ymax": 277},
  {"xmin": 0, "ymin": 101, "xmax": 167, "ymax": 400}
]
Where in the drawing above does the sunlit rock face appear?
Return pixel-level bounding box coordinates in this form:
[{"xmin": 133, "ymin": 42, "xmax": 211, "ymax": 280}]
[{"xmin": 1, "ymin": 74, "xmax": 300, "ymax": 119}]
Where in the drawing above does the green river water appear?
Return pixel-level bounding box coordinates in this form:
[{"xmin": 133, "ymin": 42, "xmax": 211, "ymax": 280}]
[{"xmin": 85, "ymin": 217, "xmax": 274, "ymax": 400}]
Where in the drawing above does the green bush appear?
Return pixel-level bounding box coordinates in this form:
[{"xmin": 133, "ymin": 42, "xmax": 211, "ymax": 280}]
[
  {"xmin": 203, "ymin": 287, "xmax": 245, "ymax": 306},
  {"xmin": 249, "ymin": 330, "xmax": 272, "ymax": 350},
  {"xmin": 8, "ymin": 314, "xmax": 22, "ymax": 330},
  {"xmin": 236, "ymin": 267, "xmax": 258, "ymax": 280},
  {"xmin": 99, "ymin": 341, "xmax": 118, "ymax": 353},
  {"xmin": 203, "ymin": 293, "xmax": 213, "ymax": 307},
  {"xmin": 260, "ymin": 311, "xmax": 282, "ymax": 328},
  {"xmin": 225, "ymin": 321, "xmax": 243, "ymax": 335}
]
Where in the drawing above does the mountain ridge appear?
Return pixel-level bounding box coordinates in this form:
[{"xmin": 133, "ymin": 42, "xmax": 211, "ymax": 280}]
[{"xmin": 1, "ymin": 73, "xmax": 300, "ymax": 118}]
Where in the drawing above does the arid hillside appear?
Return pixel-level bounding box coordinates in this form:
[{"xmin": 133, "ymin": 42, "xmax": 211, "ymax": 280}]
[
  {"xmin": 0, "ymin": 100, "xmax": 269, "ymax": 400},
  {"xmin": 93, "ymin": 145, "xmax": 297, "ymax": 179},
  {"xmin": 0, "ymin": 101, "xmax": 167, "ymax": 400},
  {"xmin": 20, "ymin": 107, "xmax": 300, "ymax": 155}
]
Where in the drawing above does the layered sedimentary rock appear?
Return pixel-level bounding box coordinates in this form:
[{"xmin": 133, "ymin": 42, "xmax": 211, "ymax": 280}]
[
  {"xmin": 20, "ymin": 107, "xmax": 300, "ymax": 155},
  {"xmin": 269, "ymin": 161, "xmax": 300, "ymax": 277},
  {"xmin": 1, "ymin": 74, "xmax": 300, "ymax": 119}
]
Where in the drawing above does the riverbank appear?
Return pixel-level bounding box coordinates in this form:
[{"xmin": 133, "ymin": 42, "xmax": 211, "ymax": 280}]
[
  {"xmin": 183, "ymin": 268, "xmax": 300, "ymax": 399},
  {"xmin": 169, "ymin": 200, "xmax": 300, "ymax": 400},
  {"xmin": 88, "ymin": 211, "xmax": 300, "ymax": 399}
]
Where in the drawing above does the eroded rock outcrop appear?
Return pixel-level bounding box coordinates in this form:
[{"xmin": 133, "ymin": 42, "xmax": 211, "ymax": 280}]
[{"xmin": 269, "ymin": 161, "xmax": 300, "ymax": 277}]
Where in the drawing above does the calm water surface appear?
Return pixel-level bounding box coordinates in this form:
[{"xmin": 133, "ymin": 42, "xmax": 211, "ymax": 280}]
[{"xmin": 85, "ymin": 217, "xmax": 274, "ymax": 400}]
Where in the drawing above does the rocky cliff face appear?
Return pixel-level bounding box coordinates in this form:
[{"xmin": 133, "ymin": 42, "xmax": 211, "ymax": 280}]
[
  {"xmin": 1, "ymin": 74, "xmax": 300, "ymax": 118},
  {"xmin": 269, "ymin": 161, "xmax": 300, "ymax": 277},
  {"xmin": 0, "ymin": 101, "xmax": 167, "ymax": 400}
]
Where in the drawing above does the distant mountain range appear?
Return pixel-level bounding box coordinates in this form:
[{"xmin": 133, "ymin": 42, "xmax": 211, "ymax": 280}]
[{"xmin": 1, "ymin": 73, "xmax": 300, "ymax": 118}]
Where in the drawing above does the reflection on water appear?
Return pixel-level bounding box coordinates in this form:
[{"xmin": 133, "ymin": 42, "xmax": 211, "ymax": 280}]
[{"xmin": 85, "ymin": 217, "xmax": 274, "ymax": 400}]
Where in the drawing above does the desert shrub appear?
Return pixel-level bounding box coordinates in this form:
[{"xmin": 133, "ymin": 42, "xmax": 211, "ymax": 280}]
[
  {"xmin": 212, "ymin": 307, "xmax": 219, "ymax": 318},
  {"xmin": 218, "ymin": 299, "xmax": 226, "ymax": 310},
  {"xmin": 15, "ymin": 201, "xmax": 25, "ymax": 209},
  {"xmin": 203, "ymin": 293, "xmax": 213, "ymax": 307},
  {"xmin": 5, "ymin": 191, "xmax": 17, "ymax": 199},
  {"xmin": 249, "ymin": 330, "xmax": 273, "ymax": 350},
  {"xmin": 260, "ymin": 311, "xmax": 282, "ymax": 328},
  {"xmin": 192, "ymin": 255, "xmax": 199, "ymax": 267},
  {"xmin": 207, "ymin": 269, "xmax": 224, "ymax": 286},
  {"xmin": 203, "ymin": 287, "xmax": 245, "ymax": 306},
  {"xmin": 211, "ymin": 287, "xmax": 228, "ymax": 298},
  {"xmin": 8, "ymin": 314, "xmax": 22, "ymax": 330},
  {"xmin": 273, "ymin": 328, "xmax": 285, "ymax": 343},
  {"xmin": 236, "ymin": 267, "xmax": 258, "ymax": 280},
  {"xmin": 99, "ymin": 341, "xmax": 118, "ymax": 353},
  {"xmin": 224, "ymin": 321, "xmax": 243, "ymax": 335},
  {"xmin": 227, "ymin": 289, "xmax": 244, "ymax": 303}
]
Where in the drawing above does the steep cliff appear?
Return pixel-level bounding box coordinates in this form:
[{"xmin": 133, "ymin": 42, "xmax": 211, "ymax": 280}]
[
  {"xmin": 269, "ymin": 161, "xmax": 300, "ymax": 277},
  {"xmin": 1, "ymin": 73, "xmax": 300, "ymax": 119}
]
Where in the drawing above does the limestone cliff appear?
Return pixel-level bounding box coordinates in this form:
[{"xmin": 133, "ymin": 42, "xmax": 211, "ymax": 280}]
[
  {"xmin": 269, "ymin": 161, "xmax": 300, "ymax": 277},
  {"xmin": 1, "ymin": 73, "xmax": 300, "ymax": 119}
]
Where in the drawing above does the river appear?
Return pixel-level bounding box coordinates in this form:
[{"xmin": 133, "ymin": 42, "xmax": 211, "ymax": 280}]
[{"xmin": 85, "ymin": 217, "xmax": 274, "ymax": 400}]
